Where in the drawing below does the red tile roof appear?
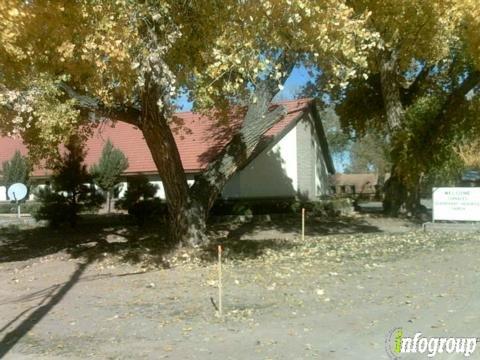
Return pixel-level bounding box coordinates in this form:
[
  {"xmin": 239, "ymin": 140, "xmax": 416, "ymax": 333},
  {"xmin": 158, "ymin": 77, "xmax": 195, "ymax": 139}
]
[{"xmin": 0, "ymin": 98, "xmax": 313, "ymax": 177}]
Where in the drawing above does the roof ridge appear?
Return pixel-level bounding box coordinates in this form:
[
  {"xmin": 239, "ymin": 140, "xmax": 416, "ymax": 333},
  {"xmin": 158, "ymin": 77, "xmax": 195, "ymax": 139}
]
[
  {"xmin": 0, "ymin": 98, "xmax": 313, "ymax": 175},
  {"xmin": 173, "ymin": 98, "xmax": 313, "ymax": 116}
]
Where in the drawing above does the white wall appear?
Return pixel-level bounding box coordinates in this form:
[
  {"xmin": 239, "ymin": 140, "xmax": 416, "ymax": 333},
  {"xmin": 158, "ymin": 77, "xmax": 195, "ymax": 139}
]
[
  {"xmin": 315, "ymin": 141, "xmax": 330, "ymax": 196},
  {"xmin": 151, "ymin": 177, "xmax": 195, "ymax": 199},
  {"xmin": 295, "ymin": 113, "xmax": 332, "ymax": 198},
  {"xmin": 296, "ymin": 116, "xmax": 316, "ymax": 199},
  {"xmin": 221, "ymin": 125, "xmax": 298, "ymax": 199},
  {"xmin": 8, "ymin": 113, "xmax": 332, "ymax": 202},
  {"xmin": 117, "ymin": 182, "xmax": 128, "ymax": 199},
  {"xmin": 311, "ymin": 118, "xmax": 331, "ymax": 196},
  {"xmin": 29, "ymin": 184, "xmax": 46, "ymax": 201},
  {"xmin": 117, "ymin": 175, "xmax": 195, "ymax": 200}
]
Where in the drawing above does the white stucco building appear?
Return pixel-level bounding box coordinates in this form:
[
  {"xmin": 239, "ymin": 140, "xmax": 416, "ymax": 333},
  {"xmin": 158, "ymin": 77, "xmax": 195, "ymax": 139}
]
[
  {"xmin": 221, "ymin": 108, "xmax": 333, "ymax": 199},
  {"xmin": 0, "ymin": 98, "xmax": 335, "ymax": 202}
]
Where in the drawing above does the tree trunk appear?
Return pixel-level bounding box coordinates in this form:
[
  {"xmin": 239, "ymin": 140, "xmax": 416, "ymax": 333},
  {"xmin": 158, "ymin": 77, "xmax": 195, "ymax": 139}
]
[
  {"xmin": 142, "ymin": 121, "xmax": 209, "ymax": 246},
  {"xmin": 405, "ymin": 185, "xmax": 422, "ymax": 215},
  {"xmin": 379, "ymin": 51, "xmax": 404, "ymax": 132},
  {"xmin": 169, "ymin": 199, "xmax": 208, "ymax": 247},
  {"xmin": 138, "ymin": 76, "xmax": 287, "ymax": 246},
  {"xmin": 61, "ymin": 59, "xmax": 293, "ymax": 245},
  {"xmin": 139, "ymin": 77, "xmax": 208, "ymax": 246},
  {"xmin": 378, "ymin": 51, "xmax": 410, "ymax": 215},
  {"xmin": 383, "ymin": 162, "xmax": 424, "ymax": 216}
]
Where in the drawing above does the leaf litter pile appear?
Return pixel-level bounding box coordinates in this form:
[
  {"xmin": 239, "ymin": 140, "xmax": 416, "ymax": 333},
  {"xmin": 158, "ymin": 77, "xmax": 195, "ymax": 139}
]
[
  {"xmin": 149, "ymin": 230, "xmax": 475, "ymax": 320},
  {"xmin": 171, "ymin": 229, "xmax": 467, "ymax": 269}
]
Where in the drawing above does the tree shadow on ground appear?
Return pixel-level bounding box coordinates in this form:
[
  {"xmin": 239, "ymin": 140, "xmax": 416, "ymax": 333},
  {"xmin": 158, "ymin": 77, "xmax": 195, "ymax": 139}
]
[
  {"xmin": 212, "ymin": 214, "xmax": 382, "ymax": 243},
  {"xmin": 0, "ymin": 214, "xmax": 174, "ymax": 266},
  {"xmin": 0, "ymin": 212, "xmax": 384, "ymax": 356},
  {"xmin": 198, "ymin": 214, "xmax": 383, "ymax": 263},
  {"xmin": 0, "ymin": 256, "xmax": 147, "ymax": 358},
  {"xmin": 0, "ymin": 213, "xmax": 383, "ymax": 267},
  {"xmin": 0, "ymin": 224, "xmax": 164, "ymax": 358},
  {"xmin": 0, "ymin": 256, "xmax": 91, "ymax": 358}
]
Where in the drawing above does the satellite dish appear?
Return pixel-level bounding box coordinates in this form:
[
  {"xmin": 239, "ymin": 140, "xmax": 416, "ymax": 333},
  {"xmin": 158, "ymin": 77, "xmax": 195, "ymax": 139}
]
[{"xmin": 7, "ymin": 183, "xmax": 28, "ymax": 202}]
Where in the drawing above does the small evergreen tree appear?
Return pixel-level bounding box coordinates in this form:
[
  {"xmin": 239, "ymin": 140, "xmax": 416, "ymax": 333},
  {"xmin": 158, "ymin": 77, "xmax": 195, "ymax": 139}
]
[
  {"xmin": 117, "ymin": 175, "xmax": 157, "ymax": 207},
  {"xmin": 1, "ymin": 150, "xmax": 29, "ymax": 189},
  {"xmin": 116, "ymin": 175, "xmax": 167, "ymax": 225},
  {"xmin": 91, "ymin": 140, "xmax": 129, "ymax": 213},
  {"xmin": 34, "ymin": 136, "xmax": 103, "ymax": 227}
]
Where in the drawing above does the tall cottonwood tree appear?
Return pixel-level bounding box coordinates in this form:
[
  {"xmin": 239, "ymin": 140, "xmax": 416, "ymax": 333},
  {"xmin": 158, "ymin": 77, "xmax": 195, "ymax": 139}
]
[
  {"xmin": 0, "ymin": 1, "xmax": 374, "ymax": 245},
  {"xmin": 309, "ymin": 0, "xmax": 480, "ymax": 214}
]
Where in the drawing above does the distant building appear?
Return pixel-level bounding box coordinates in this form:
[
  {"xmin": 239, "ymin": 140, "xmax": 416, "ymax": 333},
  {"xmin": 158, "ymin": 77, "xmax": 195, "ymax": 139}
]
[
  {"xmin": 0, "ymin": 99, "xmax": 335, "ymax": 202},
  {"xmin": 329, "ymin": 173, "xmax": 388, "ymax": 196}
]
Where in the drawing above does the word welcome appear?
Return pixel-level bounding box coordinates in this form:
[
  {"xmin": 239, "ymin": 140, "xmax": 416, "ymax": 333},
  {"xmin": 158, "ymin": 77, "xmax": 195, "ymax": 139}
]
[{"xmin": 433, "ymin": 187, "xmax": 480, "ymax": 221}]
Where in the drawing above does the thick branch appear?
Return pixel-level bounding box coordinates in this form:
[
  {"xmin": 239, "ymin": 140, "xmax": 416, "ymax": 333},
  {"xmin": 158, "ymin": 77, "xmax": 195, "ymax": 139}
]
[
  {"xmin": 450, "ymin": 70, "xmax": 480, "ymax": 101},
  {"xmin": 260, "ymin": 55, "xmax": 296, "ymax": 97},
  {"xmin": 403, "ymin": 63, "xmax": 433, "ymax": 106},
  {"xmin": 188, "ymin": 58, "xmax": 297, "ymax": 210},
  {"xmin": 420, "ymin": 70, "xmax": 480, "ymax": 165},
  {"xmin": 432, "ymin": 70, "xmax": 480, "ymax": 130},
  {"xmin": 190, "ymin": 86, "xmax": 288, "ymax": 209},
  {"xmin": 58, "ymin": 83, "xmax": 141, "ymax": 126}
]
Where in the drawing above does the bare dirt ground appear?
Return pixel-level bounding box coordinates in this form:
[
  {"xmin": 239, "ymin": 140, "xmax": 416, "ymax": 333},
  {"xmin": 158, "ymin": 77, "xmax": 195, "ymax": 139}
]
[{"xmin": 1, "ymin": 214, "xmax": 480, "ymax": 359}]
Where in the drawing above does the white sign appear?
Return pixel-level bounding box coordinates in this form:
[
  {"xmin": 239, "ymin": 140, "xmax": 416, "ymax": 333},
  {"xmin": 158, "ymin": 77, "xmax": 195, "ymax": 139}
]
[{"xmin": 433, "ymin": 187, "xmax": 480, "ymax": 221}]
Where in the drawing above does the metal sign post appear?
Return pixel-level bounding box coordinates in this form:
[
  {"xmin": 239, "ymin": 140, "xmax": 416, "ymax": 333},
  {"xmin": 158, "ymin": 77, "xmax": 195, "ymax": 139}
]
[{"xmin": 14, "ymin": 193, "xmax": 20, "ymax": 218}]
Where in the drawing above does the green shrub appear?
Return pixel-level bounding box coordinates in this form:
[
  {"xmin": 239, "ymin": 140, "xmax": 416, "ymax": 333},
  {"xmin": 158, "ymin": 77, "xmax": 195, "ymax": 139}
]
[
  {"xmin": 33, "ymin": 188, "xmax": 74, "ymax": 227},
  {"xmin": 127, "ymin": 198, "xmax": 168, "ymax": 226},
  {"xmin": 0, "ymin": 201, "xmax": 40, "ymax": 214},
  {"xmin": 0, "ymin": 202, "xmax": 14, "ymax": 214},
  {"xmin": 116, "ymin": 175, "xmax": 168, "ymax": 225},
  {"xmin": 210, "ymin": 198, "xmax": 352, "ymax": 217},
  {"xmin": 34, "ymin": 137, "xmax": 104, "ymax": 227},
  {"xmin": 21, "ymin": 202, "xmax": 40, "ymax": 214},
  {"xmin": 115, "ymin": 175, "xmax": 156, "ymax": 209},
  {"xmin": 33, "ymin": 187, "xmax": 103, "ymax": 227},
  {"xmin": 1, "ymin": 150, "xmax": 29, "ymax": 188},
  {"xmin": 91, "ymin": 140, "xmax": 129, "ymax": 213},
  {"xmin": 231, "ymin": 202, "xmax": 253, "ymax": 216}
]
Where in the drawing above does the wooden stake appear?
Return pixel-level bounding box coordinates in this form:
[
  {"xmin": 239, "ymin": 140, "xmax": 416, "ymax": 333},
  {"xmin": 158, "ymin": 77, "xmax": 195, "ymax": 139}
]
[
  {"xmin": 218, "ymin": 245, "xmax": 223, "ymax": 317},
  {"xmin": 301, "ymin": 208, "xmax": 305, "ymax": 241}
]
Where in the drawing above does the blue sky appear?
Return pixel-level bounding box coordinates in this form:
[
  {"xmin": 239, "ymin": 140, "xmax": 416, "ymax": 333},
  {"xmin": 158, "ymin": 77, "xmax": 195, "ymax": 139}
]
[
  {"xmin": 175, "ymin": 66, "xmax": 313, "ymax": 111},
  {"xmin": 274, "ymin": 65, "xmax": 313, "ymax": 100},
  {"xmin": 173, "ymin": 67, "xmax": 347, "ymax": 171}
]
